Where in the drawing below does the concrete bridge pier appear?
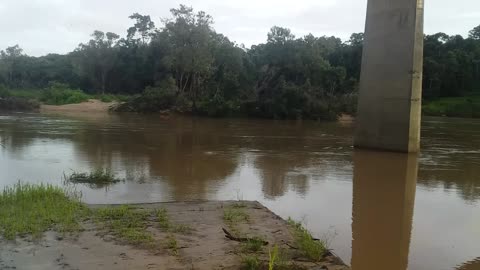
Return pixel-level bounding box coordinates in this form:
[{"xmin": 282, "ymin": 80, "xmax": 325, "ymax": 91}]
[{"xmin": 354, "ymin": 0, "xmax": 425, "ymax": 153}]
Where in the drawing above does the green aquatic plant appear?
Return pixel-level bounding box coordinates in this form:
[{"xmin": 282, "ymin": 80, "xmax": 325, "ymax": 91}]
[{"xmin": 65, "ymin": 169, "xmax": 122, "ymax": 188}]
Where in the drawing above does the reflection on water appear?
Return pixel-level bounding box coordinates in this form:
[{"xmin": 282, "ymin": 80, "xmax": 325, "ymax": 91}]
[
  {"xmin": 351, "ymin": 151, "xmax": 417, "ymax": 270},
  {"xmin": 1, "ymin": 112, "xmax": 480, "ymax": 270}
]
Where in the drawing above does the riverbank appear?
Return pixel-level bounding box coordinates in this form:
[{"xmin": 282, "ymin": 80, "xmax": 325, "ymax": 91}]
[
  {"xmin": 0, "ymin": 184, "xmax": 348, "ymax": 270},
  {"xmin": 40, "ymin": 99, "xmax": 117, "ymax": 113}
]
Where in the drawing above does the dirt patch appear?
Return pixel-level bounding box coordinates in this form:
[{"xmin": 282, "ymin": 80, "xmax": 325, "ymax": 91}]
[
  {"xmin": 0, "ymin": 201, "xmax": 349, "ymax": 270},
  {"xmin": 40, "ymin": 99, "xmax": 117, "ymax": 113}
]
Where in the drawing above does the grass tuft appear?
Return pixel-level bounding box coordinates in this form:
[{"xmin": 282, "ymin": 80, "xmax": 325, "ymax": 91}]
[
  {"xmin": 155, "ymin": 208, "xmax": 193, "ymax": 234},
  {"xmin": 165, "ymin": 234, "xmax": 179, "ymax": 255},
  {"xmin": 287, "ymin": 218, "xmax": 327, "ymax": 261},
  {"xmin": 65, "ymin": 169, "xmax": 122, "ymax": 188},
  {"xmin": 242, "ymin": 255, "xmax": 261, "ymax": 270},
  {"xmin": 94, "ymin": 205, "xmax": 155, "ymax": 248},
  {"xmin": 242, "ymin": 236, "xmax": 266, "ymax": 253},
  {"xmin": 224, "ymin": 207, "xmax": 249, "ymax": 223},
  {"xmin": 0, "ymin": 183, "xmax": 87, "ymax": 240},
  {"xmin": 268, "ymin": 245, "xmax": 279, "ymax": 270}
]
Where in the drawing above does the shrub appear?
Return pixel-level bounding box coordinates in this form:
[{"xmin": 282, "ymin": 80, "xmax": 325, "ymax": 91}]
[
  {"xmin": 0, "ymin": 96, "xmax": 40, "ymax": 112},
  {"xmin": 114, "ymin": 79, "xmax": 178, "ymax": 112},
  {"xmin": 0, "ymin": 84, "xmax": 10, "ymax": 98},
  {"xmin": 40, "ymin": 82, "xmax": 91, "ymax": 105}
]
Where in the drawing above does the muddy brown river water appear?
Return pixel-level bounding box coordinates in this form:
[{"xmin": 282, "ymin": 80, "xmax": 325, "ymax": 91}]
[{"xmin": 0, "ymin": 112, "xmax": 479, "ymax": 270}]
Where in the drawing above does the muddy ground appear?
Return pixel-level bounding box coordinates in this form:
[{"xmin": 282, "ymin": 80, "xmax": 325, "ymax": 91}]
[{"xmin": 0, "ymin": 201, "xmax": 349, "ymax": 270}]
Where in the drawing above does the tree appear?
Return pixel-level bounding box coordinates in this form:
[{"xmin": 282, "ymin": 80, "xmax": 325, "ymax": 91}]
[
  {"xmin": 74, "ymin": 31, "xmax": 120, "ymax": 93},
  {"xmin": 267, "ymin": 26, "xmax": 295, "ymax": 44},
  {"xmin": 127, "ymin": 13, "xmax": 156, "ymax": 44},
  {"xmin": 469, "ymin": 25, "xmax": 480, "ymax": 40},
  {"xmin": 0, "ymin": 45, "xmax": 24, "ymax": 87},
  {"xmin": 163, "ymin": 5, "xmax": 215, "ymax": 110}
]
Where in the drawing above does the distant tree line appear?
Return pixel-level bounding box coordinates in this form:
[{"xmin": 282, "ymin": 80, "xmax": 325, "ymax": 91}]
[{"xmin": 0, "ymin": 5, "xmax": 479, "ymax": 119}]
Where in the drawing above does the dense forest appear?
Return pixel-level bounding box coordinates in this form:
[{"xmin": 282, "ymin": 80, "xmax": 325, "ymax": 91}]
[{"xmin": 0, "ymin": 5, "xmax": 479, "ymax": 119}]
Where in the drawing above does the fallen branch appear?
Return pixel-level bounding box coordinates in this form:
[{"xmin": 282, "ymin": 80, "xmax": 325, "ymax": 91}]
[{"xmin": 222, "ymin": 228, "xmax": 268, "ymax": 245}]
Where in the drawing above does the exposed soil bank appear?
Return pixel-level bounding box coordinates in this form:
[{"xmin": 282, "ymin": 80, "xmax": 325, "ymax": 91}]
[
  {"xmin": 0, "ymin": 201, "xmax": 349, "ymax": 270},
  {"xmin": 40, "ymin": 99, "xmax": 117, "ymax": 113}
]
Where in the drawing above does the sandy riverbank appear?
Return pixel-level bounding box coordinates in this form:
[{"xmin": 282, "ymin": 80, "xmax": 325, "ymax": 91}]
[
  {"xmin": 40, "ymin": 99, "xmax": 117, "ymax": 113},
  {"xmin": 0, "ymin": 201, "xmax": 348, "ymax": 270}
]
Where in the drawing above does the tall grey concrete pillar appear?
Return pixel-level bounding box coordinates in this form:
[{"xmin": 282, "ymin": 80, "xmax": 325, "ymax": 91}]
[{"xmin": 354, "ymin": 0, "xmax": 425, "ymax": 152}]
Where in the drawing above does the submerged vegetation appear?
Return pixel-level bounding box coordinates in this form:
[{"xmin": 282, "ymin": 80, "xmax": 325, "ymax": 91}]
[{"xmin": 0, "ymin": 183, "xmax": 87, "ymax": 240}]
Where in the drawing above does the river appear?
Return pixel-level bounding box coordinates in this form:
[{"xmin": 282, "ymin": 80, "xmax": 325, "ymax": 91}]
[{"xmin": 0, "ymin": 112, "xmax": 479, "ymax": 270}]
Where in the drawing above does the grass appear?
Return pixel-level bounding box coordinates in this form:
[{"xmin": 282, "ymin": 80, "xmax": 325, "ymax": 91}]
[
  {"xmin": 287, "ymin": 218, "xmax": 327, "ymax": 261},
  {"xmin": 94, "ymin": 205, "xmax": 155, "ymax": 248},
  {"xmin": 423, "ymin": 95, "xmax": 480, "ymax": 118},
  {"xmin": 165, "ymin": 234, "xmax": 179, "ymax": 255},
  {"xmin": 155, "ymin": 208, "xmax": 193, "ymax": 234},
  {"xmin": 65, "ymin": 169, "xmax": 122, "ymax": 188},
  {"xmin": 242, "ymin": 237, "xmax": 266, "ymax": 253},
  {"xmin": 0, "ymin": 183, "xmax": 194, "ymax": 254},
  {"xmin": 242, "ymin": 255, "xmax": 261, "ymax": 270},
  {"xmin": 224, "ymin": 207, "xmax": 250, "ymax": 223},
  {"xmin": 2, "ymin": 83, "xmax": 133, "ymax": 107},
  {"xmin": 0, "ymin": 183, "xmax": 87, "ymax": 240},
  {"xmin": 268, "ymin": 245, "xmax": 279, "ymax": 270}
]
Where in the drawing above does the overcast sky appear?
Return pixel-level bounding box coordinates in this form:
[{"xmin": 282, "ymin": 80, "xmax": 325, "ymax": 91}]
[{"xmin": 0, "ymin": 0, "xmax": 478, "ymax": 56}]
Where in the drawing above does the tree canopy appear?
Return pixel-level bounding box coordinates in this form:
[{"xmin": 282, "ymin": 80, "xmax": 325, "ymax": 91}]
[{"xmin": 0, "ymin": 5, "xmax": 479, "ymax": 119}]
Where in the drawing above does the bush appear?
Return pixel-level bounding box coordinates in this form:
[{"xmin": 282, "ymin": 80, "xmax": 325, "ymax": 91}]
[
  {"xmin": 423, "ymin": 95, "xmax": 480, "ymax": 118},
  {"xmin": 0, "ymin": 84, "xmax": 10, "ymax": 98},
  {"xmin": 114, "ymin": 79, "xmax": 178, "ymax": 112},
  {"xmin": 40, "ymin": 82, "xmax": 91, "ymax": 105},
  {"xmin": 197, "ymin": 94, "xmax": 240, "ymax": 117},
  {"xmin": 0, "ymin": 96, "xmax": 40, "ymax": 112}
]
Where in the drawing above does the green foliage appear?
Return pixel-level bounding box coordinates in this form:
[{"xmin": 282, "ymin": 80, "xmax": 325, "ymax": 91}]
[
  {"xmin": 165, "ymin": 234, "xmax": 179, "ymax": 255},
  {"xmin": 155, "ymin": 208, "xmax": 192, "ymax": 234},
  {"xmin": 268, "ymin": 245, "xmax": 279, "ymax": 270},
  {"xmin": 65, "ymin": 169, "xmax": 122, "ymax": 188},
  {"xmin": 94, "ymin": 205, "xmax": 155, "ymax": 248},
  {"xmin": 114, "ymin": 79, "xmax": 177, "ymax": 112},
  {"xmin": 40, "ymin": 82, "xmax": 91, "ymax": 105},
  {"xmin": 1, "ymin": 6, "xmax": 479, "ymax": 118},
  {"xmin": 242, "ymin": 237, "xmax": 266, "ymax": 253},
  {"xmin": 223, "ymin": 207, "xmax": 249, "ymax": 223},
  {"xmin": 0, "ymin": 96, "xmax": 40, "ymax": 111},
  {"xmin": 0, "ymin": 84, "xmax": 10, "ymax": 98},
  {"xmin": 287, "ymin": 218, "xmax": 327, "ymax": 261},
  {"xmin": 423, "ymin": 95, "xmax": 480, "ymax": 118},
  {"xmin": 242, "ymin": 255, "xmax": 261, "ymax": 270},
  {"xmin": 0, "ymin": 183, "xmax": 87, "ymax": 240}
]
